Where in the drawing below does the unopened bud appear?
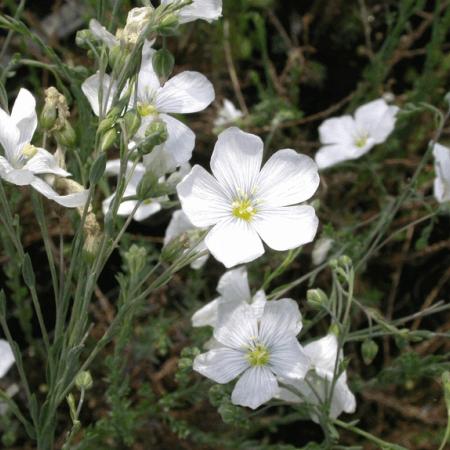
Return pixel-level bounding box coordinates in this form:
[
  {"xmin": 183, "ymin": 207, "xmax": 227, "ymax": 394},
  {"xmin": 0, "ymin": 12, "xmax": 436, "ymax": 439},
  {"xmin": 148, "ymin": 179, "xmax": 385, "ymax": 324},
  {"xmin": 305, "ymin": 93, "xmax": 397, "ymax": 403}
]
[
  {"xmin": 339, "ymin": 255, "xmax": 352, "ymax": 267},
  {"xmin": 75, "ymin": 29, "xmax": 93, "ymax": 49},
  {"xmin": 123, "ymin": 109, "xmax": 142, "ymax": 137},
  {"xmin": 40, "ymin": 103, "xmax": 58, "ymax": 130},
  {"xmin": 75, "ymin": 371, "xmax": 93, "ymax": 390},
  {"xmin": 153, "ymin": 48, "xmax": 174, "ymax": 81},
  {"xmin": 100, "ymin": 128, "xmax": 118, "ymax": 152},
  {"xmin": 109, "ymin": 44, "xmax": 126, "ymax": 71},
  {"xmin": 161, "ymin": 233, "xmax": 189, "ymax": 263},
  {"xmin": 140, "ymin": 119, "xmax": 168, "ymax": 154},
  {"xmin": 306, "ymin": 288, "xmax": 328, "ymax": 309},
  {"xmin": 124, "ymin": 244, "xmax": 148, "ymax": 275},
  {"xmin": 55, "ymin": 122, "xmax": 77, "ymax": 148},
  {"xmin": 361, "ymin": 339, "xmax": 379, "ymax": 365},
  {"xmin": 157, "ymin": 14, "xmax": 179, "ymax": 36},
  {"xmin": 329, "ymin": 323, "xmax": 340, "ymax": 337},
  {"xmin": 136, "ymin": 170, "xmax": 159, "ymax": 199}
]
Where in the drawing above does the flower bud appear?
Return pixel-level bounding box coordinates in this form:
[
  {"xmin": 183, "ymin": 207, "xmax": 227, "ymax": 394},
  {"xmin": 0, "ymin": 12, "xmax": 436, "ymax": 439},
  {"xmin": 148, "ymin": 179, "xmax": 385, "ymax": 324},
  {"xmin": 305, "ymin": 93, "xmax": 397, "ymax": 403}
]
[
  {"xmin": 100, "ymin": 128, "xmax": 118, "ymax": 152},
  {"xmin": 75, "ymin": 371, "xmax": 93, "ymax": 391},
  {"xmin": 153, "ymin": 48, "xmax": 174, "ymax": 81},
  {"xmin": 338, "ymin": 255, "xmax": 352, "ymax": 267},
  {"xmin": 75, "ymin": 29, "xmax": 93, "ymax": 49},
  {"xmin": 306, "ymin": 288, "xmax": 328, "ymax": 309},
  {"xmin": 136, "ymin": 170, "xmax": 159, "ymax": 199},
  {"xmin": 157, "ymin": 14, "xmax": 179, "ymax": 36},
  {"xmin": 109, "ymin": 44, "xmax": 126, "ymax": 71},
  {"xmin": 123, "ymin": 109, "xmax": 142, "ymax": 137},
  {"xmin": 124, "ymin": 244, "xmax": 148, "ymax": 275},
  {"xmin": 160, "ymin": 233, "xmax": 189, "ymax": 263},
  {"xmin": 361, "ymin": 339, "xmax": 379, "ymax": 365},
  {"xmin": 140, "ymin": 119, "xmax": 168, "ymax": 154},
  {"xmin": 55, "ymin": 122, "xmax": 76, "ymax": 148},
  {"xmin": 329, "ymin": 323, "xmax": 340, "ymax": 337},
  {"xmin": 40, "ymin": 103, "xmax": 58, "ymax": 130}
]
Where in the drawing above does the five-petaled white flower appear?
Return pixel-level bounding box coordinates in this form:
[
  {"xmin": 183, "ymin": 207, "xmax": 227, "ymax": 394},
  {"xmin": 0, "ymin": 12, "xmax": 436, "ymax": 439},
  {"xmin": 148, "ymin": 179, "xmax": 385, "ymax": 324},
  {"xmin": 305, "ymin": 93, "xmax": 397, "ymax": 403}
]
[
  {"xmin": 433, "ymin": 143, "xmax": 450, "ymax": 203},
  {"xmin": 191, "ymin": 266, "xmax": 266, "ymax": 327},
  {"xmin": 315, "ymin": 98, "xmax": 399, "ymax": 170},
  {"xmin": 82, "ymin": 42, "xmax": 215, "ymax": 175},
  {"xmin": 0, "ymin": 89, "xmax": 88, "ymax": 207},
  {"xmin": 194, "ymin": 299, "xmax": 310, "ymax": 409},
  {"xmin": 278, "ymin": 333, "xmax": 356, "ymax": 421},
  {"xmin": 164, "ymin": 209, "xmax": 209, "ymax": 269},
  {"xmin": 102, "ymin": 159, "xmax": 165, "ymax": 222},
  {"xmin": 214, "ymin": 99, "xmax": 243, "ymax": 128},
  {"xmin": 162, "ymin": 0, "xmax": 222, "ymax": 24},
  {"xmin": 0, "ymin": 339, "xmax": 14, "ymax": 379},
  {"xmin": 177, "ymin": 127, "xmax": 320, "ymax": 268}
]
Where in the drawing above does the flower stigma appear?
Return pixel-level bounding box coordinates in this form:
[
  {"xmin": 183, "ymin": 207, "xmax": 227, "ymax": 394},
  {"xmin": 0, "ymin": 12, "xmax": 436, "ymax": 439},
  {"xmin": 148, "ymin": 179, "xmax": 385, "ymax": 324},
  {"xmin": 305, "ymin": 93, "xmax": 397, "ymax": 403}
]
[
  {"xmin": 137, "ymin": 102, "xmax": 158, "ymax": 117},
  {"xmin": 247, "ymin": 343, "xmax": 270, "ymax": 367},
  {"xmin": 22, "ymin": 144, "xmax": 37, "ymax": 159}
]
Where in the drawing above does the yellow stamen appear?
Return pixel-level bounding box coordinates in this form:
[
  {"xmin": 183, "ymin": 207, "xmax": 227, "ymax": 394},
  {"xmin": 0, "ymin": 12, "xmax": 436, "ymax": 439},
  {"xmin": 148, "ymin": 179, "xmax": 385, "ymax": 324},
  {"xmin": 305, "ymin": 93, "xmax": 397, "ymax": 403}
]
[
  {"xmin": 22, "ymin": 144, "xmax": 37, "ymax": 159},
  {"xmin": 354, "ymin": 134, "xmax": 368, "ymax": 148},
  {"xmin": 232, "ymin": 198, "xmax": 256, "ymax": 222},
  {"xmin": 247, "ymin": 344, "xmax": 270, "ymax": 367},
  {"xmin": 137, "ymin": 102, "xmax": 158, "ymax": 117}
]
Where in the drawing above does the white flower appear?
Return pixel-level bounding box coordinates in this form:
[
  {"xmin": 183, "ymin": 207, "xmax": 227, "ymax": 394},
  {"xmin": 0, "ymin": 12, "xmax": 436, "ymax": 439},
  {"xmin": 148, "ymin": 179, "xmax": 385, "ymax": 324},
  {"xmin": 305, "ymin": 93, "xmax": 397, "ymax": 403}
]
[
  {"xmin": 433, "ymin": 143, "xmax": 450, "ymax": 203},
  {"xmin": 102, "ymin": 159, "xmax": 165, "ymax": 222},
  {"xmin": 278, "ymin": 333, "xmax": 356, "ymax": 421},
  {"xmin": 0, "ymin": 89, "xmax": 88, "ymax": 207},
  {"xmin": 214, "ymin": 99, "xmax": 243, "ymax": 128},
  {"xmin": 315, "ymin": 98, "xmax": 399, "ymax": 170},
  {"xmin": 0, "ymin": 339, "xmax": 14, "ymax": 378},
  {"xmin": 193, "ymin": 299, "xmax": 310, "ymax": 409},
  {"xmin": 177, "ymin": 127, "xmax": 320, "ymax": 268},
  {"xmin": 192, "ymin": 266, "xmax": 266, "ymax": 327},
  {"xmin": 312, "ymin": 237, "xmax": 334, "ymax": 266},
  {"xmin": 164, "ymin": 209, "xmax": 209, "ymax": 269},
  {"xmin": 162, "ymin": 0, "xmax": 222, "ymax": 24},
  {"xmin": 89, "ymin": 19, "xmax": 118, "ymax": 49}
]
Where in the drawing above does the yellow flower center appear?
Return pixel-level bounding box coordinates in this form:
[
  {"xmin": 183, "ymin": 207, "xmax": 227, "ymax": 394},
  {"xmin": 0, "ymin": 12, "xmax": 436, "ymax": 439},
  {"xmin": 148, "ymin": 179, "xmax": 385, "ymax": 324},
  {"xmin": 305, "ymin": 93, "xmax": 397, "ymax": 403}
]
[
  {"xmin": 22, "ymin": 144, "xmax": 37, "ymax": 159},
  {"xmin": 247, "ymin": 344, "xmax": 270, "ymax": 367},
  {"xmin": 137, "ymin": 102, "xmax": 158, "ymax": 117},
  {"xmin": 354, "ymin": 134, "xmax": 368, "ymax": 148},
  {"xmin": 232, "ymin": 197, "xmax": 256, "ymax": 221}
]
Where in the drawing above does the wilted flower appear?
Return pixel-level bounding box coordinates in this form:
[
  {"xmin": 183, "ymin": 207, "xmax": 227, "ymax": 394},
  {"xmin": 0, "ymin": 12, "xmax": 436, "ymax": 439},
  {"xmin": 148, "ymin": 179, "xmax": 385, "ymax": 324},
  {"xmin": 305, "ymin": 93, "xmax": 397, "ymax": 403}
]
[
  {"xmin": 194, "ymin": 299, "xmax": 310, "ymax": 409},
  {"xmin": 164, "ymin": 209, "xmax": 209, "ymax": 269},
  {"xmin": 315, "ymin": 98, "xmax": 399, "ymax": 169},
  {"xmin": 162, "ymin": 0, "xmax": 222, "ymax": 24},
  {"xmin": 433, "ymin": 143, "xmax": 450, "ymax": 203},
  {"xmin": 0, "ymin": 340, "xmax": 14, "ymax": 378},
  {"xmin": 214, "ymin": 99, "xmax": 243, "ymax": 128},
  {"xmin": 0, "ymin": 89, "xmax": 88, "ymax": 207},
  {"xmin": 177, "ymin": 127, "xmax": 320, "ymax": 268},
  {"xmin": 192, "ymin": 267, "xmax": 266, "ymax": 327},
  {"xmin": 278, "ymin": 333, "xmax": 356, "ymax": 421}
]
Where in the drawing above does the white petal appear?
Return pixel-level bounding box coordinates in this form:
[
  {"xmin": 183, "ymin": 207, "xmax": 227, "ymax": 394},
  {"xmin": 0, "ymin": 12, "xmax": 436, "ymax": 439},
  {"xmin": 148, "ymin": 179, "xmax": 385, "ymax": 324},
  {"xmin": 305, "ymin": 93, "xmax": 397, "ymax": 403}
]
[
  {"xmin": 192, "ymin": 298, "xmax": 219, "ymax": 327},
  {"xmin": 329, "ymin": 378, "xmax": 357, "ymax": 418},
  {"xmin": 11, "ymin": 88, "xmax": 37, "ymax": 150},
  {"xmin": 304, "ymin": 333, "xmax": 339, "ymax": 376},
  {"xmin": 177, "ymin": 165, "xmax": 231, "ymax": 227},
  {"xmin": 193, "ymin": 347, "xmax": 248, "ymax": 383},
  {"xmin": 89, "ymin": 19, "xmax": 118, "ymax": 49},
  {"xmin": 259, "ymin": 298, "xmax": 303, "ymax": 346},
  {"xmin": 214, "ymin": 303, "xmax": 258, "ymax": 349},
  {"xmin": 315, "ymin": 143, "xmax": 372, "ymax": 170},
  {"xmin": 354, "ymin": 99, "xmax": 398, "ymax": 144},
  {"xmin": 319, "ymin": 115, "xmax": 356, "ymax": 145},
  {"xmin": 30, "ymin": 177, "xmax": 88, "ymax": 207},
  {"xmin": 217, "ymin": 267, "xmax": 251, "ymax": 303},
  {"xmin": 0, "ymin": 339, "xmax": 15, "ymax": 378},
  {"xmin": 166, "ymin": 0, "xmax": 222, "ymax": 23},
  {"xmin": 205, "ymin": 218, "xmax": 264, "ymax": 268},
  {"xmin": 256, "ymin": 149, "xmax": 319, "ymax": 207},
  {"xmin": 254, "ymin": 205, "xmax": 319, "ymax": 251},
  {"xmin": 231, "ymin": 366, "xmax": 278, "ymax": 409},
  {"xmin": 0, "ymin": 156, "xmax": 34, "ymax": 185},
  {"xmin": 250, "ymin": 289, "xmax": 267, "ymax": 319},
  {"xmin": 0, "ymin": 107, "xmax": 20, "ymax": 162},
  {"xmin": 156, "ymin": 71, "xmax": 215, "ymax": 113},
  {"xmin": 433, "ymin": 143, "xmax": 450, "ymax": 203},
  {"xmin": 211, "ymin": 127, "xmax": 263, "ymax": 198},
  {"xmin": 105, "ymin": 159, "xmax": 122, "ymax": 176},
  {"xmin": 133, "ymin": 201, "xmax": 161, "ymax": 221},
  {"xmin": 22, "ymin": 148, "xmax": 70, "ymax": 177},
  {"xmin": 312, "ymin": 237, "xmax": 334, "ymax": 266},
  {"xmin": 82, "ymin": 73, "xmax": 116, "ymax": 117},
  {"xmin": 269, "ymin": 337, "xmax": 310, "ymax": 380},
  {"xmin": 137, "ymin": 49, "xmax": 160, "ymax": 101},
  {"xmin": 164, "ymin": 209, "xmax": 194, "ymax": 245}
]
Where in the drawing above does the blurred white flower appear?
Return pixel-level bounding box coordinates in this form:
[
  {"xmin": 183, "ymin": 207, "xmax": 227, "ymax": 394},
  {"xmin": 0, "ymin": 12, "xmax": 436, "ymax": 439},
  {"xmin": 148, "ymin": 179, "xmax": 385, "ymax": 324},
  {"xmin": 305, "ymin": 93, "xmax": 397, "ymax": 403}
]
[
  {"xmin": 162, "ymin": 0, "xmax": 222, "ymax": 24},
  {"xmin": 214, "ymin": 99, "xmax": 243, "ymax": 128},
  {"xmin": 192, "ymin": 266, "xmax": 266, "ymax": 327},
  {"xmin": 89, "ymin": 19, "xmax": 118, "ymax": 49},
  {"xmin": 102, "ymin": 159, "xmax": 166, "ymax": 222},
  {"xmin": 433, "ymin": 143, "xmax": 450, "ymax": 203},
  {"xmin": 194, "ymin": 299, "xmax": 310, "ymax": 409},
  {"xmin": 312, "ymin": 237, "xmax": 334, "ymax": 266},
  {"xmin": 315, "ymin": 98, "xmax": 399, "ymax": 170},
  {"xmin": 278, "ymin": 333, "xmax": 356, "ymax": 421},
  {"xmin": 177, "ymin": 127, "xmax": 320, "ymax": 268},
  {"xmin": 164, "ymin": 209, "xmax": 209, "ymax": 269},
  {"xmin": 0, "ymin": 339, "xmax": 14, "ymax": 378},
  {"xmin": 0, "ymin": 89, "xmax": 88, "ymax": 207}
]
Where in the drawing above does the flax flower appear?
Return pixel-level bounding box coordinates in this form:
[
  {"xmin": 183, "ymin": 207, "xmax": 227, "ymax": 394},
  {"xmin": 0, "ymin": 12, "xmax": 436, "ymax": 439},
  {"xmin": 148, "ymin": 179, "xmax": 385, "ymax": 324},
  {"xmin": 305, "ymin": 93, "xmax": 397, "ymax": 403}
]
[
  {"xmin": 433, "ymin": 143, "xmax": 450, "ymax": 203},
  {"xmin": 194, "ymin": 299, "xmax": 310, "ymax": 409},
  {"xmin": 278, "ymin": 333, "xmax": 356, "ymax": 421},
  {"xmin": 0, "ymin": 89, "xmax": 88, "ymax": 207},
  {"xmin": 191, "ymin": 267, "xmax": 266, "ymax": 327},
  {"xmin": 177, "ymin": 127, "xmax": 320, "ymax": 268},
  {"xmin": 315, "ymin": 98, "xmax": 399, "ymax": 169}
]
